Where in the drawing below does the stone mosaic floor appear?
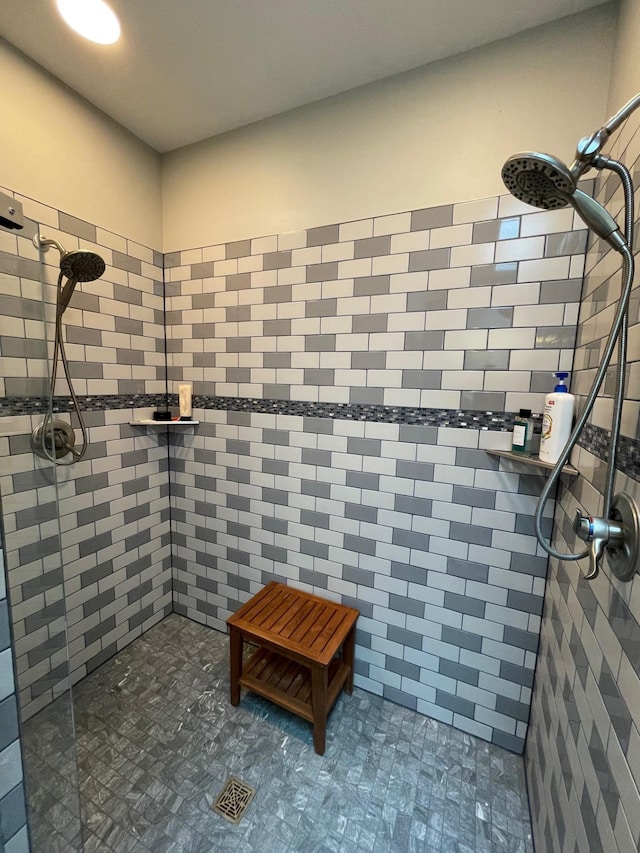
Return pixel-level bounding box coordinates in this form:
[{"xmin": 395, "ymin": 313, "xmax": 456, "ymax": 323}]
[{"xmin": 22, "ymin": 614, "xmax": 534, "ymax": 852}]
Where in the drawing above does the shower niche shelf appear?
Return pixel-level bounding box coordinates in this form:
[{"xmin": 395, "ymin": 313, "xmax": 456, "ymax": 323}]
[
  {"xmin": 130, "ymin": 419, "xmax": 199, "ymax": 426},
  {"xmin": 486, "ymin": 449, "xmax": 578, "ymax": 476}
]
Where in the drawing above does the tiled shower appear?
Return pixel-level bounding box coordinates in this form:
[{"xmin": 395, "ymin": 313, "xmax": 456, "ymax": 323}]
[{"xmin": 1, "ymin": 3, "xmax": 640, "ymax": 851}]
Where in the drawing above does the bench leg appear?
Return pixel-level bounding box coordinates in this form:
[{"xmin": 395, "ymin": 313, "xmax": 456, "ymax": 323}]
[
  {"xmin": 229, "ymin": 627, "xmax": 242, "ymax": 706},
  {"xmin": 343, "ymin": 625, "xmax": 355, "ymax": 694},
  {"xmin": 311, "ymin": 664, "xmax": 328, "ymax": 755}
]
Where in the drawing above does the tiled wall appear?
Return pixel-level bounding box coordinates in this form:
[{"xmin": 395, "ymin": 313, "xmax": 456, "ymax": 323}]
[
  {"xmin": 0, "ymin": 531, "xmax": 29, "ymax": 853},
  {"xmin": 0, "ymin": 195, "xmax": 171, "ymax": 721},
  {"xmin": 525, "ymin": 114, "xmax": 640, "ymax": 849},
  {"xmin": 165, "ymin": 192, "xmax": 589, "ymax": 751}
]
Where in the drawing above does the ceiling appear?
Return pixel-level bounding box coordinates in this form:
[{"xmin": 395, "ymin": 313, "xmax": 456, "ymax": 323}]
[{"xmin": 1, "ymin": 0, "xmax": 607, "ymax": 153}]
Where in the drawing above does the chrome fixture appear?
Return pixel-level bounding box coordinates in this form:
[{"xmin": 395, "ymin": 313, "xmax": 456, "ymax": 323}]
[
  {"xmin": 0, "ymin": 189, "xmax": 24, "ymax": 231},
  {"xmin": 502, "ymin": 92, "xmax": 640, "ymax": 582},
  {"xmin": 31, "ymin": 234, "xmax": 106, "ymax": 465},
  {"xmin": 574, "ymin": 492, "xmax": 640, "ymax": 582}
]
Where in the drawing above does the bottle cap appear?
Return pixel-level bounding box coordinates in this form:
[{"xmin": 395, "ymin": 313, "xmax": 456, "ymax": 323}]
[{"xmin": 519, "ymin": 408, "xmax": 532, "ymax": 417}]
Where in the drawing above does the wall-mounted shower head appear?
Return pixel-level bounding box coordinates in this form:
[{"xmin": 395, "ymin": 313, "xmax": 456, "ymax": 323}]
[{"xmin": 501, "ymin": 151, "xmax": 626, "ymax": 252}]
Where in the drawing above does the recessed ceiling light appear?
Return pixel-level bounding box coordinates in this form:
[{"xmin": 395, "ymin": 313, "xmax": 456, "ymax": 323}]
[{"xmin": 56, "ymin": 0, "xmax": 121, "ymax": 45}]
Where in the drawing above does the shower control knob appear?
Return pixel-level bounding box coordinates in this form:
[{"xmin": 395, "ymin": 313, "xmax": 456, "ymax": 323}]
[{"xmin": 573, "ymin": 508, "xmax": 625, "ymax": 581}]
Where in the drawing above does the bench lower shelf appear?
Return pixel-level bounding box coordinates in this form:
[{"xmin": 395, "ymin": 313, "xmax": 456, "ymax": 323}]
[{"xmin": 239, "ymin": 647, "xmax": 349, "ymax": 723}]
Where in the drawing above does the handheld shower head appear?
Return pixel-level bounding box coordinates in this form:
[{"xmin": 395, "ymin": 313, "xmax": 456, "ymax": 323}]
[
  {"xmin": 60, "ymin": 250, "xmax": 106, "ymax": 283},
  {"xmin": 501, "ymin": 152, "xmax": 575, "ymax": 210},
  {"xmin": 501, "ymin": 151, "xmax": 626, "ymax": 252},
  {"xmin": 34, "ymin": 234, "xmax": 106, "ymax": 312}
]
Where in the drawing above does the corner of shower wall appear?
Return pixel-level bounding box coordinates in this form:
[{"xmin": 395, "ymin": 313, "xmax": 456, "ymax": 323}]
[{"xmin": 525, "ymin": 110, "xmax": 640, "ymax": 851}]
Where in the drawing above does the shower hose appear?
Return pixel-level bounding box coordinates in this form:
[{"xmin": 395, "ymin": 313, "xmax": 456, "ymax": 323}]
[
  {"xmin": 40, "ymin": 270, "xmax": 89, "ymax": 465},
  {"xmin": 534, "ymin": 157, "xmax": 635, "ymax": 566}
]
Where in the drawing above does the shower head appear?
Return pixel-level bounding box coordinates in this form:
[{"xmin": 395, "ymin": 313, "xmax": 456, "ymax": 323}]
[
  {"xmin": 34, "ymin": 234, "xmax": 106, "ymax": 312},
  {"xmin": 501, "ymin": 152, "xmax": 575, "ymax": 210},
  {"xmin": 60, "ymin": 249, "xmax": 106, "ymax": 282},
  {"xmin": 501, "ymin": 151, "xmax": 626, "ymax": 252}
]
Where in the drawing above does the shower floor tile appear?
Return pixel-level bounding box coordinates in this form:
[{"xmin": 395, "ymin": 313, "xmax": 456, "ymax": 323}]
[{"xmin": 23, "ymin": 614, "xmax": 534, "ymax": 852}]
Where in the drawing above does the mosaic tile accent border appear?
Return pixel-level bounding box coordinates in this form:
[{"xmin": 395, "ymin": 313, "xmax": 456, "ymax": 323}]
[{"xmin": 0, "ymin": 394, "xmax": 169, "ymax": 417}]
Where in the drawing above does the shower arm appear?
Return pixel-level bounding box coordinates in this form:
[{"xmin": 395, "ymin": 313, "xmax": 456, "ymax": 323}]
[{"xmin": 572, "ymin": 92, "xmax": 640, "ymax": 175}]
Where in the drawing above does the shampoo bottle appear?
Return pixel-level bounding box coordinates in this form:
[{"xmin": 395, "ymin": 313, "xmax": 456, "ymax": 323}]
[{"xmin": 539, "ymin": 372, "xmax": 575, "ymax": 464}]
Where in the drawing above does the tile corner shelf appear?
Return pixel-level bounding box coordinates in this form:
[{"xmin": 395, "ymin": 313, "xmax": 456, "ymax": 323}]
[
  {"xmin": 485, "ymin": 449, "xmax": 578, "ymax": 476},
  {"xmin": 130, "ymin": 419, "xmax": 199, "ymax": 426}
]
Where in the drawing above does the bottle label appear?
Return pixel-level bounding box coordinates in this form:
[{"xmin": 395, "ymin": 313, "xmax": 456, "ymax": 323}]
[
  {"xmin": 542, "ymin": 413, "xmax": 552, "ymax": 439},
  {"xmin": 513, "ymin": 425, "xmax": 526, "ymax": 447}
]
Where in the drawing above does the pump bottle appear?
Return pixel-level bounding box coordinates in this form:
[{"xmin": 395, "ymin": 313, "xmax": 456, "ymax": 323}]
[{"xmin": 539, "ymin": 372, "xmax": 575, "ymax": 464}]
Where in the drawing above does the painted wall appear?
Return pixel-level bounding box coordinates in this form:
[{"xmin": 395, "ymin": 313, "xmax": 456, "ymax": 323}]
[
  {"xmin": 162, "ymin": 4, "xmax": 616, "ymax": 252},
  {"xmin": 0, "ymin": 38, "xmax": 162, "ymax": 250},
  {"xmin": 525, "ymin": 1, "xmax": 640, "ymax": 850}
]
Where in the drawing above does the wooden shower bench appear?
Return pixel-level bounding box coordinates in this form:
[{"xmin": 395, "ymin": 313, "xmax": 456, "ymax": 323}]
[{"xmin": 227, "ymin": 582, "xmax": 359, "ymax": 755}]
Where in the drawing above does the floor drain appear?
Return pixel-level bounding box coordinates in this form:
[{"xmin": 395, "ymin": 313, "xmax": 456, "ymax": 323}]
[{"xmin": 212, "ymin": 776, "xmax": 256, "ymax": 824}]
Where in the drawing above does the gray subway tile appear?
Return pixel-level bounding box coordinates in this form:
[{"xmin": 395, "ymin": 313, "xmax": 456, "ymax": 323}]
[
  {"xmin": 345, "ymin": 471, "xmax": 380, "ymax": 490},
  {"xmin": 441, "ymin": 626, "xmax": 483, "ymax": 652},
  {"xmin": 406, "ymin": 291, "xmax": 448, "ymax": 312},
  {"xmin": 347, "ymin": 437, "xmax": 381, "ymax": 456},
  {"xmin": 307, "ymin": 224, "xmax": 339, "ymax": 246},
  {"xmin": 463, "ymin": 350, "xmax": 510, "ymax": 370},
  {"xmin": 227, "ymin": 272, "xmax": 251, "ymax": 290},
  {"xmin": 305, "ymin": 334, "xmax": 336, "ymax": 352},
  {"xmin": 408, "ymin": 248, "xmax": 450, "ymax": 272},
  {"xmin": 59, "ymin": 211, "xmax": 97, "ymax": 242},
  {"xmin": 352, "ymin": 351, "xmax": 386, "ymax": 369},
  {"xmin": 467, "ymin": 307, "xmax": 513, "ymax": 329},
  {"xmin": 470, "ymin": 262, "xmax": 518, "ymax": 286},
  {"xmin": 439, "ymin": 658, "xmax": 479, "ymax": 686},
  {"xmin": 389, "ymin": 594, "xmax": 425, "ymax": 618},
  {"xmin": 112, "ymin": 251, "xmax": 142, "ymax": 274},
  {"xmin": 545, "ymin": 230, "xmax": 588, "ymax": 257},
  {"xmin": 402, "ymin": 370, "xmax": 442, "ymax": 389},
  {"xmin": 460, "ymin": 391, "xmax": 506, "ymax": 410},
  {"xmin": 540, "ymin": 278, "xmax": 583, "ymax": 303},
  {"xmin": 535, "ymin": 326, "xmax": 576, "ymax": 349},
  {"xmin": 444, "ymin": 591, "xmax": 486, "ymax": 618},
  {"xmin": 472, "ymin": 217, "xmax": 520, "ymax": 242},
  {"xmin": 306, "ymin": 261, "xmax": 338, "ymax": 282},
  {"xmin": 343, "ymin": 534, "xmax": 377, "ymax": 556},
  {"xmin": 396, "ymin": 460, "xmax": 434, "ymax": 481},
  {"xmin": 349, "ymin": 387, "xmax": 385, "ymax": 405},
  {"xmin": 411, "ymin": 205, "xmax": 453, "ymax": 231},
  {"xmin": 306, "ymin": 298, "xmax": 337, "ymax": 318},
  {"xmin": 352, "ymin": 314, "xmax": 388, "ymax": 333},
  {"xmin": 226, "ymin": 239, "xmax": 251, "ymax": 259},
  {"xmin": 447, "ymin": 558, "xmax": 489, "ymax": 583},
  {"xmin": 506, "ymin": 589, "xmax": 543, "ymax": 615},
  {"xmin": 394, "ymin": 494, "xmax": 433, "ymax": 517},
  {"xmin": 405, "ymin": 331, "xmax": 444, "ymax": 351},
  {"xmin": 435, "ymin": 690, "xmax": 475, "ymax": 719},
  {"xmin": 264, "ymin": 284, "xmax": 292, "ymax": 304},
  {"xmin": 354, "ymin": 236, "xmax": 391, "ymax": 259},
  {"xmin": 452, "ymin": 486, "xmax": 496, "ymax": 509},
  {"xmin": 354, "ymin": 275, "xmax": 390, "ymax": 296}
]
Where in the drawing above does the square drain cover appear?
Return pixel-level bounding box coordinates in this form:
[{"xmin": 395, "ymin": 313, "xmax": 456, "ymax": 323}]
[{"xmin": 212, "ymin": 776, "xmax": 256, "ymax": 824}]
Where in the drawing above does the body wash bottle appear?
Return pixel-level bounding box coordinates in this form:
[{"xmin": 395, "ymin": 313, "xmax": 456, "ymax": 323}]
[{"xmin": 539, "ymin": 372, "xmax": 575, "ymax": 464}]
